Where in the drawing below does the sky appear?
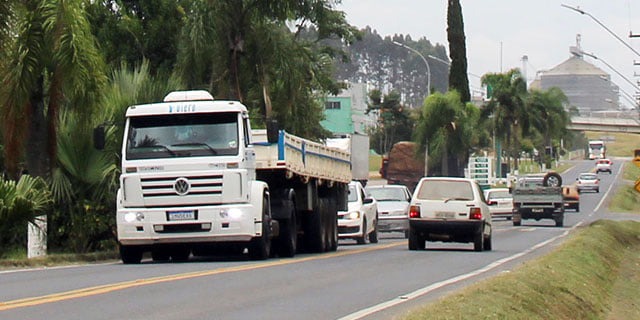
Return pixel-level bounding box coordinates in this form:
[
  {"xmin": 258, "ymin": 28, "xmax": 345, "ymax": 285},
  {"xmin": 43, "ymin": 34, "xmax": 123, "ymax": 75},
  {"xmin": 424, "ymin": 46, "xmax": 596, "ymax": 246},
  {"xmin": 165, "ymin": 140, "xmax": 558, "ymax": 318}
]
[{"xmin": 336, "ymin": 0, "xmax": 640, "ymax": 109}]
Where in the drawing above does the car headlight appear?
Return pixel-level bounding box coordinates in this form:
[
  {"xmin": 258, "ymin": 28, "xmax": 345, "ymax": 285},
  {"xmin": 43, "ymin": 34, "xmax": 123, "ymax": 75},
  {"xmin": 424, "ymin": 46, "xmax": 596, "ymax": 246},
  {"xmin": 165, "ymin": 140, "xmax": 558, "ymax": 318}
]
[{"xmin": 347, "ymin": 211, "xmax": 360, "ymax": 219}]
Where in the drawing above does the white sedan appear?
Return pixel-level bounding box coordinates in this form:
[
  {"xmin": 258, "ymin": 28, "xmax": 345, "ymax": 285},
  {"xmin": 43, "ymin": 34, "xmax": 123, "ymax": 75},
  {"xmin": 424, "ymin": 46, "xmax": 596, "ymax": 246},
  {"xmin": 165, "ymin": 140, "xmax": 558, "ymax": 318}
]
[
  {"xmin": 365, "ymin": 184, "xmax": 411, "ymax": 238},
  {"xmin": 483, "ymin": 188, "xmax": 513, "ymax": 220},
  {"xmin": 338, "ymin": 181, "xmax": 379, "ymax": 244}
]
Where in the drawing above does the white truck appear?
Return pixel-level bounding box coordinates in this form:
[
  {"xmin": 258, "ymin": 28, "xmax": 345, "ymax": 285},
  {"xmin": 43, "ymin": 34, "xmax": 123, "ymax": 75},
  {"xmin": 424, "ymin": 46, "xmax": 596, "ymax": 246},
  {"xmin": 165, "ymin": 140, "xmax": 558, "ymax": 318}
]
[
  {"xmin": 97, "ymin": 90, "xmax": 351, "ymax": 263},
  {"xmin": 326, "ymin": 133, "xmax": 370, "ymax": 185}
]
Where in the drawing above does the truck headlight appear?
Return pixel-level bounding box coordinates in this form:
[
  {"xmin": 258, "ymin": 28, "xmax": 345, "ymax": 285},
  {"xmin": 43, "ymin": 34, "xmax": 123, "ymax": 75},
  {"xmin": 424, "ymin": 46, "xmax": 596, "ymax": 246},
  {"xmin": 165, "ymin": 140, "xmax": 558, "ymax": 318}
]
[
  {"xmin": 220, "ymin": 208, "xmax": 243, "ymax": 220},
  {"xmin": 348, "ymin": 211, "xmax": 360, "ymax": 220},
  {"xmin": 124, "ymin": 212, "xmax": 144, "ymax": 223}
]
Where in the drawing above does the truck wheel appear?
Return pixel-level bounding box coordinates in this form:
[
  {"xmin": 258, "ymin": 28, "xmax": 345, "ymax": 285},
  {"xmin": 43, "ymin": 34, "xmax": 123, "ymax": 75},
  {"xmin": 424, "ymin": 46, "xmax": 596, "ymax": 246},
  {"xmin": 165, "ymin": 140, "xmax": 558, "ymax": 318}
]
[
  {"xmin": 249, "ymin": 196, "xmax": 272, "ymax": 260},
  {"xmin": 327, "ymin": 199, "xmax": 338, "ymax": 252},
  {"xmin": 555, "ymin": 215, "xmax": 564, "ymax": 227},
  {"xmin": 368, "ymin": 215, "xmax": 379, "ymax": 244},
  {"xmin": 356, "ymin": 218, "xmax": 367, "ymax": 245},
  {"xmin": 276, "ymin": 199, "xmax": 297, "ymax": 258},
  {"xmin": 120, "ymin": 245, "xmax": 143, "ymax": 264},
  {"xmin": 408, "ymin": 227, "xmax": 423, "ymax": 250},
  {"xmin": 305, "ymin": 199, "xmax": 326, "ymax": 253},
  {"xmin": 513, "ymin": 213, "xmax": 522, "ymax": 226},
  {"xmin": 543, "ymin": 172, "xmax": 562, "ymax": 187},
  {"xmin": 473, "ymin": 232, "xmax": 484, "ymax": 252}
]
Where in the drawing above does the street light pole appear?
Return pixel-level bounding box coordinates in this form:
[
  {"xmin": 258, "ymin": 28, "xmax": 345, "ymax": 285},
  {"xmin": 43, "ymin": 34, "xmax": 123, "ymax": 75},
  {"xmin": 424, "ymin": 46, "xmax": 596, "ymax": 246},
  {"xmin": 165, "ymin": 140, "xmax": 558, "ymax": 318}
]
[
  {"xmin": 562, "ymin": 4, "xmax": 640, "ymax": 58},
  {"xmin": 392, "ymin": 40, "xmax": 431, "ymax": 176},
  {"xmin": 392, "ymin": 41, "xmax": 431, "ymax": 96}
]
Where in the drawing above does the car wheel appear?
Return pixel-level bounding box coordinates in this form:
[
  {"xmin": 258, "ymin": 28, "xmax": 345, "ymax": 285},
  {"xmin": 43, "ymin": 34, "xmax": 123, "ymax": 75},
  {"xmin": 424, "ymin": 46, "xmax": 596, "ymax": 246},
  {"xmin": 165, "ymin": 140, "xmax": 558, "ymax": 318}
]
[
  {"xmin": 368, "ymin": 215, "xmax": 379, "ymax": 244},
  {"xmin": 356, "ymin": 218, "xmax": 367, "ymax": 245},
  {"xmin": 408, "ymin": 227, "xmax": 423, "ymax": 250},
  {"xmin": 404, "ymin": 230, "xmax": 410, "ymax": 239},
  {"xmin": 473, "ymin": 232, "xmax": 484, "ymax": 252},
  {"xmin": 512, "ymin": 212, "xmax": 522, "ymax": 226},
  {"xmin": 596, "ymin": 188, "xmax": 600, "ymax": 193},
  {"xmin": 483, "ymin": 232, "xmax": 492, "ymax": 251},
  {"xmin": 555, "ymin": 215, "xmax": 564, "ymax": 227},
  {"xmin": 575, "ymin": 204, "xmax": 580, "ymax": 212}
]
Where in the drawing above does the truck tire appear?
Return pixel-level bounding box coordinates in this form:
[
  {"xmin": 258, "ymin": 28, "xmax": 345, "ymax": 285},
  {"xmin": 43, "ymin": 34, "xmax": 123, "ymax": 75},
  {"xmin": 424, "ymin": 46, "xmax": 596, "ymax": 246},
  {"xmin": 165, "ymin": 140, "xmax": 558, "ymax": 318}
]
[
  {"xmin": 120, "ymin": 245, "xmax": 143, "ymax": 264},
  {"xmin": 513, "ymin": 212, "xmax": 522, "ymax": 226},
  {"xmin": 305, "ymin": 200, "xmax": 326, "ymax": 253},
  {"xmin": 275, "ymin": 199, "xmax": 297, "ymax": 258},
  {"xmin": 327, "ymin": 199, "xmax": 338, "ymax": 252},
  {"xmin": 543, "ymin": 172, "xmax": 562, "ymax": 187},
  {"xmin": 473, "ymin": 232, "xmax": 484, "ymax": 252},
  {"xmin": 249, "ymin": 196, "xmax": 272, "ymax": 260},
  {"xmin": 555, "ymin": 214, "xmax": 564, "ymax": 227},
  {"xmin": 368, "ymin": 214, "xmax": 379, "ymax": 244},
  {"xmin": 356, "ymin": 218, "xmax": 367, "ymax": 245}
]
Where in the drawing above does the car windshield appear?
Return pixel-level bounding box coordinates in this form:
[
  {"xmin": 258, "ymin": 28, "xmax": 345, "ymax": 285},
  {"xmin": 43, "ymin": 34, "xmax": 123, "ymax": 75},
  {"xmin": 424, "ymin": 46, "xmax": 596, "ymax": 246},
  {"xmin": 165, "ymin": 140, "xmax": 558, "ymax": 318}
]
[
  {"xmin": 126, "ymin": 112, "xmax": 239, "ymax": 160},
  {"xmin": 580, "ymin": 173, "xmax": 597, "ymax": 180},
  {"xmin": 367, "ymin": 187, "xmax": 406, "ymax": 201},
  {"xmin": 415, "ymin": 180, "xmax": 474, "ymax": 201}
]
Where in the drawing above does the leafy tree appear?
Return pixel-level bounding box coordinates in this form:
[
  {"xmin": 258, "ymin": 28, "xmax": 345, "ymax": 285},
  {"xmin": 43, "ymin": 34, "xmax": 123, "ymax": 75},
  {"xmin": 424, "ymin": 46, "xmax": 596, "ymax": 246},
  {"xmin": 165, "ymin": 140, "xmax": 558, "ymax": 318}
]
[
  {"xmin": 481, "ymin": 69, "xmax": 529, "ymax": 171},
  {"xmin": 0, "ymin": 175, "xmax": 52, "ymax": 257},
  {"xmin": 414, "ymin": 90, "xmax": 477, "ymax": 176},
  {"xmin": 0, "ymin": 0, "xmax": 106, "ymax": 179},
  {"xmin": 366, "ymin": 89, "xmax": 414, "ymax": 155},
  {"xmin": 447, "ymin": 0, "xmax": 470, "ymax": 103},
  {"xmin": 526, "ymin": 87, "xmax": 570, "ymax": 167},
  {"xmin": 174, "ymin": 0, "xmax": 360, "ymax": 138}
]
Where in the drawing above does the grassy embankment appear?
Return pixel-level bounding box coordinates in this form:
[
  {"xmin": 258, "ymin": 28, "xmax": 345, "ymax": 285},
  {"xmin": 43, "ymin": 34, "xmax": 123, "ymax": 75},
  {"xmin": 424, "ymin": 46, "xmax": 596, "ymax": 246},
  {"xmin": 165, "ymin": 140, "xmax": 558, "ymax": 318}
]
[{"xmin": 402, "ymin": 220, "xmax": 640, "ymax": 320}]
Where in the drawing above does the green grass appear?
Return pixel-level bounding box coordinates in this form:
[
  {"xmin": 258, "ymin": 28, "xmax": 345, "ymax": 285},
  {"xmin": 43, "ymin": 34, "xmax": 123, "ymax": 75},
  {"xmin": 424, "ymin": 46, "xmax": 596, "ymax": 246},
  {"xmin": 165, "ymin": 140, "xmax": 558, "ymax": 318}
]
[
  {"xmin": 0, "ymin": 251, "xmax": 119, "ymax": 269},
  {"xmin": 608, "ymin": 161, "xmax": 640, "ymax": 213},
  {"xmin": 369, "ymin": 153, "xmax": 382, "ymax": 175},
  {"xmin": 402, "ymin": 220, "xmax": 640, "ymax": 320}
]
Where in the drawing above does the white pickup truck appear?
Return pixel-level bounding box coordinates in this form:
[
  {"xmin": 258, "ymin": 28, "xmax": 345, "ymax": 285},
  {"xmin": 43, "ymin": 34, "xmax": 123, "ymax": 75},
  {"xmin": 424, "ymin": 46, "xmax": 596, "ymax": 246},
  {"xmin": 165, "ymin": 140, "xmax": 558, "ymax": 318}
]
[
  {"xmin": 511, "ymin": 172, "xmax": 565, "ymax": 227},
  {"xmin": 96, "ymin": 90, "xmax": 352, "ymax": 263}
]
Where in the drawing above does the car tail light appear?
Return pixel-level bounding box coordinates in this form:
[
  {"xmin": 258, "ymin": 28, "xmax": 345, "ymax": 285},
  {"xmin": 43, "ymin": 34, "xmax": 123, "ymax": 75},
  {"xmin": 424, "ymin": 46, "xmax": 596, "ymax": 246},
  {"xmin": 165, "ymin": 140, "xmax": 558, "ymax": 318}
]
[
  {"xmin": 469, "ymin": 207, "xmax": 482, "ymax": 220},
  {"xmin": 487, "ymin": 200, "xmax": 495, "ymax": 205},
  {"xmin": 409, "ymin": 205, "xmax": 421, "ymax": 218}
]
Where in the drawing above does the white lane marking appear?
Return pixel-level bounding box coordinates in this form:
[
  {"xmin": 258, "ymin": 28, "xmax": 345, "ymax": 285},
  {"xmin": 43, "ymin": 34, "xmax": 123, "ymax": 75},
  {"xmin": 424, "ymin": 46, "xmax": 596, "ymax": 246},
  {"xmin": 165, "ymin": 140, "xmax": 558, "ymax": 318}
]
[
  {"xmin": 591, "ymin": 163, "xmax": 621, "ymax": 216},
  {"xmin": 338, "ymin": 226, "xmax": 578, "ymax": 320}
]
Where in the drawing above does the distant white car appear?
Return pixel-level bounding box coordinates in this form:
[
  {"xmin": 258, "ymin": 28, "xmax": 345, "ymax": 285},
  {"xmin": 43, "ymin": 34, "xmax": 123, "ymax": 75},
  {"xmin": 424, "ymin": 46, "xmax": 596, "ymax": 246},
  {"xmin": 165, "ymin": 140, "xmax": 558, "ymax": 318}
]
[
  {"xmin": 483, "ymin": 188, "xmax": 513, "ymax": 220},
  {"xmin": 408, "ymin": 177, "xmax": 492, "ymax": 251},
  {"xmin": 595, "ymin": 158, "xmax": 612, "ymax": 174},
  {"xmin": 338, "ymin": 181, "xmax": 379, "ymax": 244},
  {"xmin": 576, "ymin": 172, "xmax": 600, "ymax": 193},
  {"xmin": 365, "ymin": 184, "xmax": 412, "ymax": 238}
]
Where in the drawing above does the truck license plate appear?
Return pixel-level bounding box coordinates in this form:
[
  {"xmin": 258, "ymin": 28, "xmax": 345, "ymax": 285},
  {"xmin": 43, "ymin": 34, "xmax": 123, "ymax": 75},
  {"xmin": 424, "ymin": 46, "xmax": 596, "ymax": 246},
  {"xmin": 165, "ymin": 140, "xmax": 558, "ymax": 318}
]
[
  {"xmin": 531, "ymin": 209, "xmax": 544, "ymax": 213},
  {"xmin": 167, "ymin": 210, "xmax": 196, "ymax": 221}
]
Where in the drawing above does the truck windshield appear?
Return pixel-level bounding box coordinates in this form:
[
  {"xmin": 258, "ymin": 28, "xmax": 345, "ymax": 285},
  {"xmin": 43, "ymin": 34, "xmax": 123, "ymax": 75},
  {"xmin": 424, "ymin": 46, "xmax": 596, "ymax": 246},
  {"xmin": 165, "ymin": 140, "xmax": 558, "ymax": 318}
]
[{"xmin": 126, "ymin": 112, "xmax": 239, "ymax": 160}]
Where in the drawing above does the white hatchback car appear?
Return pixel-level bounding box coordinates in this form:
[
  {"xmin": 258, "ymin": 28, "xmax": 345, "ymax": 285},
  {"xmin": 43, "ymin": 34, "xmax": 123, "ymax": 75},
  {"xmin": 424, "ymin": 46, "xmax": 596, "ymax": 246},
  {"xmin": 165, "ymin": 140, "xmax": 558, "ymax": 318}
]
[
  {"xmin": 338, "ymin": 181, "xmax": 379, "ymax": 244},
  {"xmin": 483, "ymin": 188, "xmax": 513, "ymax": 220},
  {"xmin": 408, "ymin": 177, "xmax": 492, "ymax": 251},
  {"xmin": 365, "ymin": 184, "xmax": 412, "ymax": 238}
]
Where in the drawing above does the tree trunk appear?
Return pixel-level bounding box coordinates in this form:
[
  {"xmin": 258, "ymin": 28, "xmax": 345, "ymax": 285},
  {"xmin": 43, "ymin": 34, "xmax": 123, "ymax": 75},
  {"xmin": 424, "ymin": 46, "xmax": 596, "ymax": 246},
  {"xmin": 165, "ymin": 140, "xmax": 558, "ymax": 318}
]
[{"xmin": 25, "ymin": 76, "xmax": 49, "ymax": 178}]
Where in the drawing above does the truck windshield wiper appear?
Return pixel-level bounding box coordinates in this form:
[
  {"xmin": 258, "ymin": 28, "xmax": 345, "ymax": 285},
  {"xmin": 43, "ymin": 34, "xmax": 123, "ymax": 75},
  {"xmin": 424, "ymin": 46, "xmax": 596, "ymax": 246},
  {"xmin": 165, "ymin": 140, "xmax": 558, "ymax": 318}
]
[
  {"xmin": 151, "ymin": 144, "xmax": 177, "ymax": 156},
  {"xmin": 171, "ymin": 142, "xmax": 218, "ymax": 155}
]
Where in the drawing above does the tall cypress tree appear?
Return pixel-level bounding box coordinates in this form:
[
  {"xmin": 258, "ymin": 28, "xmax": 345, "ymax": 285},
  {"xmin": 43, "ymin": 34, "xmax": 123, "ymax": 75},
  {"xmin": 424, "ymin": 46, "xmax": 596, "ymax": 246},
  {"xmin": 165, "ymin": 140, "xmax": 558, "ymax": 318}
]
[{"xmin": 447, "ymin": 0, "xmax": 471, "ymax": 103}]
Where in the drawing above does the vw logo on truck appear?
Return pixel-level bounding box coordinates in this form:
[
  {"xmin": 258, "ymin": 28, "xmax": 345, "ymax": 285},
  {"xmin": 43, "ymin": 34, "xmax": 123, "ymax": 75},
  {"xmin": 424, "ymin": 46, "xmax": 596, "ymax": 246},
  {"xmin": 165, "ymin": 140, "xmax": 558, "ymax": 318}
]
[{"xmin": 174, "ymin": 177, "xmax": 190, "ymax": 196}]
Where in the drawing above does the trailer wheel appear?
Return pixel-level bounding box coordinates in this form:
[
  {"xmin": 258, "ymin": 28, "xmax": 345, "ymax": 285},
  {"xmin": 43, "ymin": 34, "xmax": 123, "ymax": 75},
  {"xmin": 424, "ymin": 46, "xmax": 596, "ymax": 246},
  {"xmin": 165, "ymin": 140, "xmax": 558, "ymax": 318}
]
[
  {"xmin": 543, "ymin": 172, "xmax": 562, "ymax": 187},
  {"xmin": 249, "ymin": 196, "xmax": 272, "ymax": 260},
  {"xmin": 305, "ymin": 199, "xmax": 326, "ymax": 253},
  {"xmin": 327, "ymin": 199, "xmax": 338, "ymax": 252},
  {"xmin": 120, "ymin": 245, "xmax": 143, "ymax": 264},
  {"xmin": 276, "ymin": 199, "xmax": 297, "ymax": 258}
]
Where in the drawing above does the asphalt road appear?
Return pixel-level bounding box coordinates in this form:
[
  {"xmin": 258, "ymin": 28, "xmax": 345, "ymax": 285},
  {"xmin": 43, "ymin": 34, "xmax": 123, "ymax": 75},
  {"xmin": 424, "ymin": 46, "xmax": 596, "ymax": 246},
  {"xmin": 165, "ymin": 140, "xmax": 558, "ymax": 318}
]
[{"xmin": 0, "ymin": 159, "xmax": 635, "ymax": 320}]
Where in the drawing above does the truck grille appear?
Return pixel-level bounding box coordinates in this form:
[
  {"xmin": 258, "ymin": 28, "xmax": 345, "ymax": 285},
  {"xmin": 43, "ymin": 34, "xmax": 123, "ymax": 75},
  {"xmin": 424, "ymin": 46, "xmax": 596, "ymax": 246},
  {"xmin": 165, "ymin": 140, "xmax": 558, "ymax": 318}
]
[{"xmin": 141, "ymin": 174, "xmax": 223, "ymax": 198}]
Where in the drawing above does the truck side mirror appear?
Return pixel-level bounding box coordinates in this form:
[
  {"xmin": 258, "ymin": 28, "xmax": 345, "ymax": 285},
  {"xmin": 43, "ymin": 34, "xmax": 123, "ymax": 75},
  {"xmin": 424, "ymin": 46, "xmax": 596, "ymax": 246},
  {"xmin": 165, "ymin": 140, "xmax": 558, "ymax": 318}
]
[
  {"xmin": 93, "ymin": 126, "xmax": 105, "ymax": 150},
  {"xmin": 266, "ymin": 118, "xmax": 279, "ymax": 143}
]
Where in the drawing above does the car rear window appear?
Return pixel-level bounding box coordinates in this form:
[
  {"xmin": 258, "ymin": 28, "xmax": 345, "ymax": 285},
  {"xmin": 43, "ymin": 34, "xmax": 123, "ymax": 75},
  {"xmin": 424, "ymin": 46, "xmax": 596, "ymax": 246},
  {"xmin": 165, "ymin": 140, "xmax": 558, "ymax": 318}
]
[
  {"xmin": 487, "ymin": 190, "xmax": 510, "ymax": 199},
  {"xmin": 415, "ymin": 180, "xmax": 474, "ymax": 201}
]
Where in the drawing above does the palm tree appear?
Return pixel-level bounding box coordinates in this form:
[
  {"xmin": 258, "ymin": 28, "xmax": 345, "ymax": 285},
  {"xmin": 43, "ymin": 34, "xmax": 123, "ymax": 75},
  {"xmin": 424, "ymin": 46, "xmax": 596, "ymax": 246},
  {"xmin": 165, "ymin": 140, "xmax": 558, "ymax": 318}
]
[
  {"xmin": 0, "ymin": 0, "xmax": 106, "ymax": 179},
  {"xmin": 527, "ymin": 87, "xmax": 570, "ymax": 166},
  {"xmin": 415, "ymin": 91, "xmax": 477, "ymax": 176},
  {"xmin": 0, "ymin": 175, "xmax": 51, "ymax": 257},
  {"xmin": 481, "ymin": 69, "xmax": 529, "ymax": 171}
]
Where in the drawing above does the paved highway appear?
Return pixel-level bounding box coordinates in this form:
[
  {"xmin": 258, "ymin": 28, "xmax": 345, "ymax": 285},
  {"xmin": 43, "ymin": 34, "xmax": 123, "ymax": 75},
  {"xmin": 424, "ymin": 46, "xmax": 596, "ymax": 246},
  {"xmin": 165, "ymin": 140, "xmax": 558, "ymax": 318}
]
[{"xmin": 0, "ymin": 159, "xmax": 634, "ymax": 320}]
